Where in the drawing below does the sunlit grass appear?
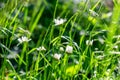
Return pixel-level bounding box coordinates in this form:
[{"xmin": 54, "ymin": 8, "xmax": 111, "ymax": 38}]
[{"xmin": 0, "ymin": 0, "xmax": 120, "ymax": 79}]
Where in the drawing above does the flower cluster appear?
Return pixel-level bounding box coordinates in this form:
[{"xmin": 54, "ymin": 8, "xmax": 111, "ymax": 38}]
[
  {"xmin": 36, "ymin": 46, "xmax": 46, "ymax": 51},
  {"xmin": 17, "ymin": 36, "xmax": 31, "ymax": 46},
  {"xmin": 52, "ymin": 45, "xmax": 73, "ymax": 60},
  {"xmin": 53, "ymin": 53, "xmax": 62, "ymax": 60},
  {"xmin": 54, "ymin": 17, "xmax": 66, "ymax": 26},
  {"xmin": 86, "ymin": 40, "xmax": 93, "ymax": 46},
  {"xmin": 65, "ymin": 45, "xmax": 73, "ymax": 54}
]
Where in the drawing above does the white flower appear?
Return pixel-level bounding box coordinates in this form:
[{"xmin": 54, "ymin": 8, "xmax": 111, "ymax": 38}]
[
  {"xmin": 7, "ymin": 53, "xmax": 18, "ymax": 59},
  {"xmin": 53, "ymin": 53, "xmax": 61, "ymax": 60},
  {"xmin": 36, "ymin": 46, "xmax": 46, "ymax": 51},
  {"xmin": 93, "ymin": 70, "xmax": 97, "ymax": 78},
  {"xmin": 59, "ymin": 47, "xmax": 64, "ymax": 52},
  {"xmin": 54, "ymin": 17, "xmax": 66, "ymax": 26},
  {"xmin": 86, "ymin": 40, "xmax": 93, "ymax": 46},
  {"xmin": 73, "ymin": 59, "xmax": 79, "ymax": 64},
  {"xmin": 79, "ymin": 30, "xmax": 86, "ymax": 35},
  {"xmin": 98, "ymin": 37, "xmax": 104, "ymax": 44},
  {"xmin": 113, "ymin": 45, "xmax": 118, "ymax": 49},
  {"xmin": 79, "ymin": 30, "xmax": 89, "ymax": 36},
  {"xmin": 65, "ymin": 45, "xmax": 73, "ymax": 54},
  {"xmin": 17, "ymin": 36, "xmax": 31, "ymax": 45}
]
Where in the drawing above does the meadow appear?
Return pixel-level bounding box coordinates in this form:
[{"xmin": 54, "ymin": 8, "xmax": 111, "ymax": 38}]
[{"xmin": 0, "ymin": 0, "xmax": 120, "ymax": 79}]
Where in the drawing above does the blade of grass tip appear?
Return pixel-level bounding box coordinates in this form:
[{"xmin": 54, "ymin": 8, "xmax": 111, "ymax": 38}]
[
  {"xmin": 35, "ymin": 53, "xmax": 41, "ymax": 75},
  {"xmin": 29, "ymin": 0, "xmax": 42, "ymax": 26},
  {"xmin": 69, "ymin": 14, "xmax": 78, "ymax": 43},
  {"xmin": 61, "ymin": 12, "xmax": 78, "ymax": 36},
  {"xmin": 27, "ymin": 48, "xmax": 37, "ymax": 55},
  {"xmin": 86, "ymin": 0, "xmax": 103, "ymax": 38},
  {"xmin": 43, "ymin": 0, "xmax": 49, "ymax": 6},
  {"xmin": 107, "ymin": 1, "xmax": 120, "ymax": 42},
  {"xmin": 39, "ymin": 52, "xmax": 51, "ymax": 67},
  {"xmin": 53, "ymin": 0, "xmax": 58, "ymax": 20},
  {"xmin": 91, "ymin": 0, "xmax": 101, "ymax": 10},
  {"xmin": 36, "ymin": 31, "xmax": 46, "ymax": 47},
  {"xmin": 0, "ymin": 29, "xmax": 8, "ymax": 36},
  {"xmin": 39, "ymin": 50, "xmax": 51, "ymax": 62},
  {"xmin": 0, "ymin": 43, "xmax": 13, "ymax": 54},
  {"xmin": 6, "ymin": 60, "xmax": 21, "ymax": 80},
  {"xmin": 85, "ymin": 52, "xmax": 94, "ymax": 73},
  {"xmin": 9, "ymin": 5, "xmax": 23, "ymax": 27},
  {"xmin": 0, "ymin": 43, "xmax": 26, "ymax": 65},
  {"xmin": 8, "ymin": 23, "xmax": 18, "ymax": 48},
  {"xmin": 49, "ymin": 0, "xmax": 58, "ymax": 44},
  {"xmin": 43, "ymin": 60, "xmax": 47, "ymax": 80},
  {"xmin": 4, "ymin": 0, "xmax": 18, "ymax": 27},
  {"xmin": 3, "ymin": 27, "xmax": 17, "ymax": 37},
  {"xmin": 18, "ymin": 43, "xmax": 28, "ymax": 69},
  {"xmin": 23, "ymin": 7, "xmax": 28, "ymax": 24},
  {"xmin": 50, "ymin": 36, "xmax": 60, "ymax": 45},
  {"xmin": 34, "ymin": 52, "xmax": 51, "ymax": 78},
  {"xmin": 39, "ymin": 23, "xmax": 52, "ymax": 47},
  {"xmin": 0, "ymin": 0, "xmax": 15, "ymax": 26},
  {"xmin": 83, "ymin": 0, "xmax": 90, "ymax": 12},
  {"xmin": 29, "ymin": 6, "xmax": 45, "ymax": 36},
  {"xmin": 87, "ymin": 0, "xmax": 101, "ymax": 27}
]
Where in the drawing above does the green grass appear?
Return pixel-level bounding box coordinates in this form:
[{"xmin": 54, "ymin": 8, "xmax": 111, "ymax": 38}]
[{"xmin": 0, "ymin": 0, "xmax": 120, "ymax": 79}]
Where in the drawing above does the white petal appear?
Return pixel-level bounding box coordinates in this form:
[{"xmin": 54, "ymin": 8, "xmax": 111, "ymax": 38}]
[{"xmin": 65, "ymin": 45, "xmax": 73, "ymax": 54}]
